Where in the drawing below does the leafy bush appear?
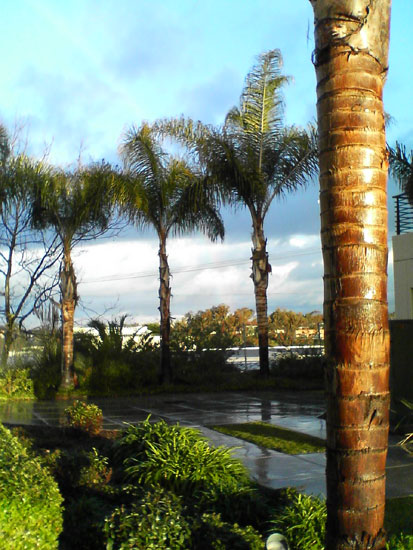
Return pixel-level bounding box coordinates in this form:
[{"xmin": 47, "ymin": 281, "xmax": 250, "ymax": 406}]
[
  {"xmin": 78, "ymin": 447, "xmax": 112, "ymax": 488},
  {"xmin": 173, "ymin": 349, "xmax": 239, "ymax": 388},
  {"xmin": 192, "ymin": 512, "xmax": 265, "ymax": 550},
  {"xmin": 115, "ymin": 418, "xmax": 259, "ymax": 523},
  {"xmin": 271, "ymin": 489, "xmax": 326, "ymax": 550},
  {"xmin": 30, "ymin": 333, "xmax": 61, "ymax": 399},
  {"xmin": 270, "ymin": 353, "xmax": 326, "ymax": 380},
  {"xmin": 387, "ymin": 533, "xmax": 413, "ymax": 550},
  {"xmin": 63, "ymin": 400, "xmax": 103, "ymax": 435},
  {"xmin": 74, "ymin": 318, "xmax": 160, "ymax": 395},
  {"xmin": 104, "ymin": 486, "xmax": 192, "ymax": 550},
  {"xmin": 0, "ymin": 367, "xmax": 34, "ymax": 399},
  {"xmin": 0, "ymin": 423, "xmax": 63, "ymax": 549}
]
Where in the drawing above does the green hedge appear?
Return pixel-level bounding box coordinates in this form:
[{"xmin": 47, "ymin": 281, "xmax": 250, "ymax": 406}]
[{"xmin": 0, "ymin": 423, "xmax": 63, "ymax": 549}]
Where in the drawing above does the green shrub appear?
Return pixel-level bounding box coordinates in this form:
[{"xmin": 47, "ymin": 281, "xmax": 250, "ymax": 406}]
[
  {"xmin": 0, "ymin": 423, "xmax": 63, "ymax": 549},
  {"xmin": 192, "ymin": 512, "xmax": 265, "ymax": 550},
  {"xmin": 115, "ymin": 418, "xmax": 261, "ymax": 524},
  {"xmin": 0, "ymin": 368, "xmax": 34, "ymax": 399},
  {"xmin": 387, "ymin": 534, "xmax": 413, "ymax": 550},
  {"xmin": 78, "ymin": 447, "xmax": 112, "ymax": 488},
  {"xmin": 271, "ymin": 489, "xmax": 326, "ymax": 550},
  {"xmin": 270, "ymin": 353, "xmax": 326, "ymax": 380},
  {"xmin": 63, "ymin": 400, "xmax": 103, "ymax": 435},
  {"xmin": 30, "ymin": 334, "xmax": 61, "ymax": 399},
  {"xmin": 104, "ymin": 486, "xmax": 192, "ymax": 550},
  {"xmin": 173, "ymin": 350, "xmax": 241, "ymax": 389}
]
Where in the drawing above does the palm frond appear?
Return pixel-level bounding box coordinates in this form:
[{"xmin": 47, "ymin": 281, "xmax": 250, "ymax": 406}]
[
  {"xmin": 225, "ymin": 49, "xmax": 290, "ymax": 171},
  {"xmin": 388, "ymin": 142, "xmax": 413, "ymax": 204},
  {"xmin": 120, "ymin": 122, "xmax": 225, "ymax": 242}
]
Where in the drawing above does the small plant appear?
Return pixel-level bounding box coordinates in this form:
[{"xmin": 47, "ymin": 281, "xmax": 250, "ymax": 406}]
[
  {"xmin": 104, "ymin": 486, "xmax": 192, "ymax": 550},
  {"xmin": 271, "ymin": 489, "xmax": 326, "ymax": 550},
  {"xmin": 63, "ymin": 400, "xmax": 103, "ymax": 435},
  {"xmin": 78, "ymin": 447, "xmax": 112, "ymax": 488}
]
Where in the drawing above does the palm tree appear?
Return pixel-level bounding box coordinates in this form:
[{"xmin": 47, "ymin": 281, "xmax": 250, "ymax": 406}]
[
  {"xmin": 388, "ymin": 142, "xmax": 413, "ymax": 204},
  {"xmin": 155, "ymin": 50, "xmax": 317, "ymax": 376},
  {"xmin": 309, "ymin": 1, "xmax": 391, "ymax": 548},
  {"xmin": 33, "ymin": 162, "xmax": 118, "ymax": 390},
  {"xmin": 119, "ymin": 123, "xmax": 224, "ymax": 384}
]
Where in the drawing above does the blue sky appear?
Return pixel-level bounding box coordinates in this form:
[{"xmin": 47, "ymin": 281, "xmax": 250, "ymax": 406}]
[{"xmin": 0, "ymin": 1, "xmax": 410, "ymax": 323}]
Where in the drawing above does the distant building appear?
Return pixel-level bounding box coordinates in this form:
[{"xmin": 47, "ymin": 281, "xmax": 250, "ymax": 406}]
[{"xmin": 392, "ymin": 193, "xmax": 413, "ymax": 319}]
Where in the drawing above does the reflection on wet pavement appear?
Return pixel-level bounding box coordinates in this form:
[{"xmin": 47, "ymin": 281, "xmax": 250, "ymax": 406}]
[{"xmin": 0, "ymin": 390, "xmax": 411, "ymax": 498}]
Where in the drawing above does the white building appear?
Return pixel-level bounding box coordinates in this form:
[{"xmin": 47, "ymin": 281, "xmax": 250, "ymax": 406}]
[{"xmin": 392, "ymin": 193, "xmax": 413, "ymax": 319}]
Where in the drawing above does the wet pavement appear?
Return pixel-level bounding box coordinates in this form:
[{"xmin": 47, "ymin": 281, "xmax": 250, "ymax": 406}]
[{"xmin": 0, "ymin": 390, "xmax": 411, "ymax": 498}]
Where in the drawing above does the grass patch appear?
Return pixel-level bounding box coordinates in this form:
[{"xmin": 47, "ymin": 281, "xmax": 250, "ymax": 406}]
[{"xmin": 211, "ymin": 421, "xmax": 325, "ymax": 455}]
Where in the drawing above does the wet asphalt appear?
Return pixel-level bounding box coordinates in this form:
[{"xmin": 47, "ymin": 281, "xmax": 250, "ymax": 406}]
[{"xmin": 0, "ymin": 390, "xmax": 411, "ymax": 498}]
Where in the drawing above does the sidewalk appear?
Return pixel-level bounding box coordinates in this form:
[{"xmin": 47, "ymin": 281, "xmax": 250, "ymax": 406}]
[{"xmin": 0, "ymin": 391, "xmax": 411, "ymax": 498}]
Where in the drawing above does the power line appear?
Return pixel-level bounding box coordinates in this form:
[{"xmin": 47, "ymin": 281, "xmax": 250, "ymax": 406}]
[{"xmin": 80, "ymin": 247, "xmax": 321, "ymax": 285}]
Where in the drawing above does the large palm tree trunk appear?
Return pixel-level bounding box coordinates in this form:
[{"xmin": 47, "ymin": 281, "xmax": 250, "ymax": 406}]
[
  {"xmin": 251, "ymin": 216, "xmax": 270, "ymax": 377},
  {"xmin": 60, "ymin": 245, "xmax": 78, "ymax": 390},
  {"xmin": 159, "ymin": 233, "xmax": 172, "ymax": 384},
  {"xmin": 310, "ymin": 2, "xmax": 391, "ymax": 548}
]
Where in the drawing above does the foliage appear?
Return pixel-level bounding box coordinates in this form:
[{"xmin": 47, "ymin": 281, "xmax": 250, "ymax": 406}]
[
  {"xmin": 115, "ymin": 418, "xmax": 261, "ymax": 524},
  {"xmin": 63, "ymin": 400, "xmax": 103, "ymax": 435},
  {"xmin": 192, "ymin": 512, "xmax": 265, "ymax": 550},
  {"xmin": 0, "ymin": 367, "xmax": 34, "ymax": 399},
  {"xmin": 211, "ymin": 422, "xmax": 325, "ymax": 455},
  {"xmin": 0, "ymin": 423, "xmax": 63, "ymax": 549},
  {"xmin": 269, "ymin": 308, "xmax": 323, "ymax": 346},
  {"xmin": 388, "ymin": 142, "xmax": 413, "ymax": 205},
  {"xmin": 173, "ymin": 349, "xmax": 241, "ymax": 389},
  {"xmin": 78, "ymin": 447, "xmax": 112, "ymax": 488},
  {"xmin": 271, "ymin": 489, "xmax": 326, "ymax": 550},
  {"xmin": 30, "ymin": 330, "xmax": 61, "ymax": 399},
  {"xmin": 386, "ymin": 534, "xmax": 413, "ymax": 550},
  {"xmin": 171, "ymin": 305, "xmax": 256, "ymax": 351},
  {"xmin": 104, "ymin": 486, "xmax": 192, "ymax": 550},
  {"xmin": 74, "ymin": 318, "xmax": 160, "ymax": 394},
  {"xmin": 270, "ymin": 352, "xmax": 326, "ymax": 381}
]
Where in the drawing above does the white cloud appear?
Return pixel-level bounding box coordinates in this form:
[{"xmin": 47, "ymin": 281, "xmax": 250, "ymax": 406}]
[{"xmin": 72, "ymin": 235, "xmax": 325, "ymax": 322}]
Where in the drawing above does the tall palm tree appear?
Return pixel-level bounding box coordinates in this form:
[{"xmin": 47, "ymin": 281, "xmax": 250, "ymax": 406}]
[
  {"xmin": 309, "ymin": 1, "xmax": 391, "ymax": 548},
  {"xmin": 388, "ymin": 142, "xmax": 413, "ymax": 204},
  {"xmin": 119, "ymin": 123, "xmax": 224, "ymax": 384},
  {"xmin": 33, "ymin": 162, "xmax": 118, "ymax": 390},
  {"xmin": 155, "ymin": 50, "xmax": 317, "ymax": 376}
]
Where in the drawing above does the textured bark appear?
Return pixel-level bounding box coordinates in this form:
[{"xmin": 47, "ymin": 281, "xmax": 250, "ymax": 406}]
[
  {"xmin": 159, "ymin": 232, "xmax": 172, "ymax": 384},
  {"xmin": 60, "ymin": 245, "xmax": 78, "ymax": 390},
  {"xmin": 250, "ymin": 214, "xmax": 271, "ymax": 376},
  {"xmin": 310, "ymin": 1, "xmax": 391, "ymax": 549}
]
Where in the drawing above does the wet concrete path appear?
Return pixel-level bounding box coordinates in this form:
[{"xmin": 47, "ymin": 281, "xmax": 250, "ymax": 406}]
[{"xmin": 0, "ymin": 391, "xmax": 411, "ymax": 498}]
